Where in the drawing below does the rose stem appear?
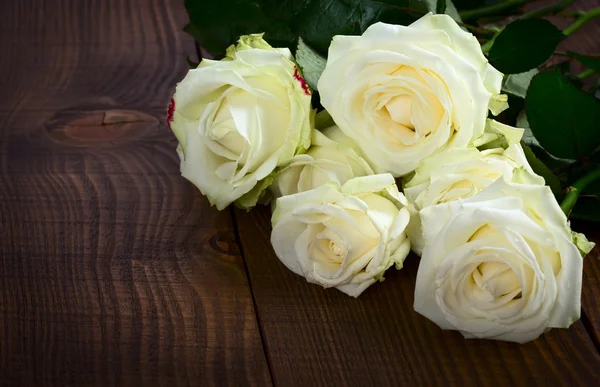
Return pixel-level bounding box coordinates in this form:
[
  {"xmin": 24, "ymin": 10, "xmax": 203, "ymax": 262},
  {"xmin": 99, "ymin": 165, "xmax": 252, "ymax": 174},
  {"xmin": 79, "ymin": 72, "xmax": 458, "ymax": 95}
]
[
  {"xmin": 563, "ymin": 7, "xmax": 600, "ymax": 36},
  {"xmin": 481, "ymin": 37, "xmax": 496, "ymax": 54},
  {"xmin": 460, "ymin": 0, "xmax": 538, "ymax": 22},
  {"xmin": 577, "ymin": 68, "xmax": 596, "ymax": 79},
  {"xmin": 459, "ymin": 23, "xmax": 497, "ymax": 37},
  {"xmin": 519, "ymin": 0, "xmax": 574, "ymax": 20},
  {"xmin": 560, "ymin": 169, "xmax": 600, "ymax": 216}
]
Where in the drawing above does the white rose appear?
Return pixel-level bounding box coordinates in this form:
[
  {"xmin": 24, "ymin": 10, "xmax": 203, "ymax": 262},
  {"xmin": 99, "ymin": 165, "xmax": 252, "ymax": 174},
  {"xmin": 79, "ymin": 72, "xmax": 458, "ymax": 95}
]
[
  {"xmin": 169, "ymin": 34, "xmax": 312, "ymax": 210},
  {"xmin": 318, "ymin": 13, "xmax": 509, "ymax": 176},
  {"xmin": 271, "ymin": 174, "xmax": 411, "ymax": 297},
  {"xmin": 271, "ymin": 126, "xmax": 374, "ymax": 197},
  {"xmin": 414, "ymin": 178, "xmax": 584, "ymax": 343},
  {"xmin": 404, "ymin": 143, "xmax": 544, "ymax": 255}
]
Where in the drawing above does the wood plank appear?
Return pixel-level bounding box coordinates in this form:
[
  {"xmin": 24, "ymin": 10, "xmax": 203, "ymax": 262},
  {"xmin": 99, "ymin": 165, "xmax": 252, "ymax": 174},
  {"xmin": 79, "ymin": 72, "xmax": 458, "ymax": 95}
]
[
  {"xmin": 577, "ymin": 220, "xmax": 600, "ymax": 348},
  {"xmin": 0, "ymin": 0, "xmax": 271, "ymax": 386},
  {"xmin": 235, "ymin": 207, "xmax": 600, "ymax": 386}
]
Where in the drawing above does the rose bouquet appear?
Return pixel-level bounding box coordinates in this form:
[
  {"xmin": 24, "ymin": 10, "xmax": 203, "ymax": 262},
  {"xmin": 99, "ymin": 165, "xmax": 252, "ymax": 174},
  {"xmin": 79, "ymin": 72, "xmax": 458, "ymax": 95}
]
[{"xmin": 170, "ymin": 0, "xmax": 599, "ymax": 343}]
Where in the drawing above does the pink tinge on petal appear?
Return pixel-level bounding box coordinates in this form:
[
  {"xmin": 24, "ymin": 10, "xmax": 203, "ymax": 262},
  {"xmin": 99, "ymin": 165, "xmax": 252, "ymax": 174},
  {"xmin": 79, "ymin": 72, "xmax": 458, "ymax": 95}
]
[
  {"xmin": 167, "ymin": 98, "xmax": 175, "ymax": 129},
  {"xmin": 293, "ymin": 68, "xmax": 311, "ymax": 96}
]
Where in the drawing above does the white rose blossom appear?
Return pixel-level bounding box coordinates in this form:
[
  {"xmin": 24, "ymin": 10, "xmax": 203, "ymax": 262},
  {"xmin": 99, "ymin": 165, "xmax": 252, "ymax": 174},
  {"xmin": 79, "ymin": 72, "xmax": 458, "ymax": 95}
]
[
  {"xmin": 169, "ymin": 34, "xmax": 312, "ymax": 210},
  {"xmin": 271, "ymin": 125, "xmax": 374, "ymax": 197},
  {"xmin": 414, "ymin": 178, "xmax": 584, "ymax": 343},
  {"xmin": 271, "ymin": 174, "xmax": 411, "ymax": 297},
  {"xmin": 404, "ymin": 143, "xmax": 544, "ymax": 255},
  {"xmin": 318, "ymin": 13, "xmax": 511, "ymax": 176}
]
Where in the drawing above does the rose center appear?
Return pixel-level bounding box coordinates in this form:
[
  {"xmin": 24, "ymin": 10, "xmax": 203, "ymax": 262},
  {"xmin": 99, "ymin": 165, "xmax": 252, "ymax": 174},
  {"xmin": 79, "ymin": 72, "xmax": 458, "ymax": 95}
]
[
  {"xmin": 328, "ymin": 239, "xmax": 346, "ymax": 259},
  {"xmin": 311, "ymin": 228, "xmax": 348, "ymax": 265},
  {"xmin": 385, "ymin": 94, "xmax": 414, "ymax": 130},
  {"xmin": 217, "ymin": 130, "xmax": 247, "ymax": 157},
  {"xmin": 472, "ymin": 262, "xmax": 521, "ymax": 299},
  {"xmin": 208, "ymin": 97, "xmax": 248, "ymax": 163}
]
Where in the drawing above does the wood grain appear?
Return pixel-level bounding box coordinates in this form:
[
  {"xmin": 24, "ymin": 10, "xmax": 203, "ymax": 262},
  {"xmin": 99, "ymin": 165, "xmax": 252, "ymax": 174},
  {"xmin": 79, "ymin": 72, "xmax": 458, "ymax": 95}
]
[
  {"xmin": 0, "ymin": 0, "xmax": 270, "ymax": 386},
  {"xmin": 235, "ymin": 207, "xmax": 600, "ymax": 386}
]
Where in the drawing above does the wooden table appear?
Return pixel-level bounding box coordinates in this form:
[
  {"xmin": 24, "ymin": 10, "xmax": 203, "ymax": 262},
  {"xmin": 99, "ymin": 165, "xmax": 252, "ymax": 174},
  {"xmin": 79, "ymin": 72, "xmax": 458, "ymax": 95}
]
[{"xmin": 1, "ymin": 0, "xmax": 599, "ymax": 385}]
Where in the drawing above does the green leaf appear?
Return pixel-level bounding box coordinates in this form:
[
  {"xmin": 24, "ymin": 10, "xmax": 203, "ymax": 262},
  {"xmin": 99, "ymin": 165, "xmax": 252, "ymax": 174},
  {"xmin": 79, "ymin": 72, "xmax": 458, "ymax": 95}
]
[
  {"xmin": 296, "ymin": 38, "xmax": 327, "ymax": 91},
  {"xmin": 568, "ymin": 51, "xmax": 600, "ymax": 72},
  {"xmin": 517, "ymin": 110, "xmax": 538, "ymax": 147},
  {"xmin": 291, "ymin": 0, "xmax": 421, "ymax": 55},
  {"xmin": 517, "ymin": 111, "xmax": 576, "ymax": 174},
  {"xmin": 521, "ymin": 143, "xmax": 562, "ymax": 197},
  {"xmin": 545, "ymin": 59, "xmax": 585, "ymax": 89},
  {"xmin": 488, "ymin": 19, "xmax": 565, "ymax": 74},
  {"xmin": 501, "ymin": 69, "xmax": 537, "ymax": 98},
  {"xmin": 185, "ymin": 0, "xmax": 426, "ymax": 57},
  {"xmin": 526, "ymin": 71, "xmax": 600, "ymax": 160},
  {"xmin": 184, "ymin": 0, "xmax": 296, "ymax": 56},
  {"xmin": 260, "ymin": 0, "xmax": 312, "ymax": 24},
  {"xmin": 530, "ymin": 143, "xmax": 574, "ymax": 179},
  {"xmin": 588, "ymin": 80, "xmax": 600, "ymax": 99},
  {"xmin": 419, "ymin": 0, "xmax": 461, "ymax": 22},
  {"xmin": 444, "ymin": 0, "xmax": 462, "ymax": 22},
  {"xmin": 436, "ymin": 0, "xmax": 446, "ymax": 13}
]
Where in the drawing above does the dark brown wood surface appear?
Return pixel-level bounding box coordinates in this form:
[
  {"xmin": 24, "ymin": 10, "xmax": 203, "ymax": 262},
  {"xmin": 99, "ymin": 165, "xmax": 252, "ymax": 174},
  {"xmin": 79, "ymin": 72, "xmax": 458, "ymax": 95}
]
[
  {"xmin": 0, "ymin": 1, "xmax": 271, "ymax": 386},
  {"xmin": 581, "ymin": 222, "xmax": 600, "ymax": 345},
  {"xmin": 0, "ymin": 0, "xmax": 598, "ymax": 386},
  {"xmin": 235, "ymin": 208, "xmax": 600, "ymax": 386}
]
